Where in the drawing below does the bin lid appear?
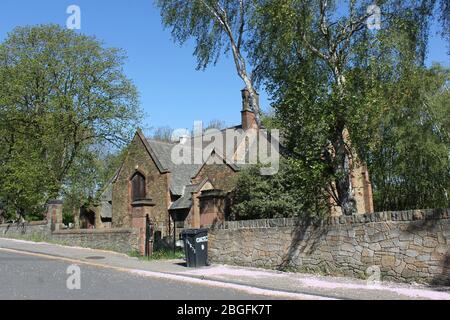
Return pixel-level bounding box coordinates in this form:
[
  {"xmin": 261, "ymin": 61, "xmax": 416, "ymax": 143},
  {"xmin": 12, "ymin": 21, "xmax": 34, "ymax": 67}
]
[
  {"xmin": 181, "ymin": 228, "xmax": 208, "ymax": 235},
  {"xmin": 181, "ymin": 229, "xmax": 196, "ymax": 235}
]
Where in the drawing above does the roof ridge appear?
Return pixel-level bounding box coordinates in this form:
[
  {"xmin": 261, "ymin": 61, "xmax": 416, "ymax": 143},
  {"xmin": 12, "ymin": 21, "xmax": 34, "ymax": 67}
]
[
  {"xmin": 189, "ymin": 124, "xmax": 243, "ymax": 139},
  {"xmin": 145, "ymin": 138, "xmax": 177, "ymax": 145}
]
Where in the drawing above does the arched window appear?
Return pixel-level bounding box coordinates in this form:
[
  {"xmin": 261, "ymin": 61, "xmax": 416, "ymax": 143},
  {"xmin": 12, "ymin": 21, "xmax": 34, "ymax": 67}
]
[{"xmin": 131, "ymin": 172, "xmax": 146, "ymax": 202}]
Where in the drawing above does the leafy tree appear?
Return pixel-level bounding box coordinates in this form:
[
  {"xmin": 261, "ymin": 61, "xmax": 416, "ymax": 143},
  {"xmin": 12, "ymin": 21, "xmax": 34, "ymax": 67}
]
[
  {"xmin": 62, "ymin": 143, "xmax": 129, "ymax": 225},
  {"xmin": 156, "ymin": 0, "xmax": 448, "ymax": 215},
  {"xmin": 0, "ymin": 24, "xmax": 141, "ymax": 219},
  {"xmin": 156, "ymin": 0, "xmax": 262, "ymax": 123},
  {"xmin": 247, "ymin": 0, "xmax": 447, "ymax": 215},
  {"xmin": 351, "ymin": 63, "xmax": 449, "ymax": 210}
]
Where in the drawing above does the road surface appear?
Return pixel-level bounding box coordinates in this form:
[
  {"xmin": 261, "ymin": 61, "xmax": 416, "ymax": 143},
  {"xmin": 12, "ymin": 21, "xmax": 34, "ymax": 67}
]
[
  {"xmin": 1, "ymin": 238, "xmax": 448, "ymax": 300},
  {"xmin": 0, "ymin": 250, "xmax": 287, "ymax": 300}
]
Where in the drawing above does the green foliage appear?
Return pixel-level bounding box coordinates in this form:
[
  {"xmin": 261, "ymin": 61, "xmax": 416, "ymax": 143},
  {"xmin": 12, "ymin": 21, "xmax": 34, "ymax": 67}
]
[
  {"xmin": 62, "ymin": 144, "xmax": 129, "ymax": 219},
  {"xmin": 156, "ymin": 0, "xmax": 254, "ymax": 70},
  {"xmin": 62, "ymin": 210, "xmax": 74, "ymax": 226},
  {"xmin": 0, "ymin": 24, "xmax": 141, "ymax": 219},
  {"xmin": 129, "ymin": 249, "xmax": 185, "ymax": 260},
  {"xmin": 230, "ymin": 159, "xmax": 329, "ymax": 220},
  {"xmin": 156, "ymin": 0, "xmax": 448, "ymax": 216},
  {"xmin": 150, "ymin": 249, "xmax": 185, "ymax": 260},
  {"xmin": 350, "ymin": 64, "xmax": 450, "ymax": 210},
  {"xmin": 244, "ymin": 0, "xmax": 449, "ymax": 213}
]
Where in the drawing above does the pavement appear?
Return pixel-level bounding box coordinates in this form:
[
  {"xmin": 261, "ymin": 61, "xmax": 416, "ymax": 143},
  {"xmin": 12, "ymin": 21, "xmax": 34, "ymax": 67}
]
[{"xmin": 1, "ymin": 237, "xmax": 449, "ymax": 300}]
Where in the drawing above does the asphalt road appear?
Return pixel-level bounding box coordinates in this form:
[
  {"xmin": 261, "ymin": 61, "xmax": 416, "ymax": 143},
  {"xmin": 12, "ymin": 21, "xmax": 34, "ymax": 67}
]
[{"xmin": 0, "ymin": 250, "xmax": 274, "ymax": 300}]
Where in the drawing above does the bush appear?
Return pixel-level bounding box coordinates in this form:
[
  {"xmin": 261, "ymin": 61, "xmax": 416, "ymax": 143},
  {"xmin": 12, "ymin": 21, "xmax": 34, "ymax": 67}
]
[{"xmin": 230, "ymin": 159, "xmax": 329, "ymax": 220}]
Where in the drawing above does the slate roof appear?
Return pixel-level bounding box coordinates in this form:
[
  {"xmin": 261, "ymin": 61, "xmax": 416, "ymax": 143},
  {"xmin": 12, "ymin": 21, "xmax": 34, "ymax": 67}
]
[
  {"xmin": 146, "ymin": 139, "xmax": 203, "ymax": 196},
  {"xmin": 146, "ymin": 124, "xmax": 273, "ymax": 196},
  {"xmin": 99, "ymin": 200, "xmax": 112, "ymax": 219},
  {"xmin": 100, "ymin": 130, "xmax": 240, "ymax": 205},
  {"xmin": 169, "ymin": 178, "xmax": 212, "ymax": 211},
  {"xmin": 189, "ymin": 124, "xmax": 285, "ymax": 168},
  {"xmin": 101, "ymin": 125, "xmax": 280, "ymax": 207},
  {"xmin": 168, "ymin": 184, "xmax": 199, "ymax": 210},
  {"xmin": 97, "ymin": 168, "xmax": 120, "ymax": 218},
  {"xmin": 189, "ymin": 125, "xmax": 243, "ymax": 162}
]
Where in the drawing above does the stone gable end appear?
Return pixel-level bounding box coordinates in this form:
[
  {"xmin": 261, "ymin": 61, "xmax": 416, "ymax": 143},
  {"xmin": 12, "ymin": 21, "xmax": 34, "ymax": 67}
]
[
  {"xmin": 112, "ymin": 134, "xmax": 171, "ymax": 235},
  {"xmin": 193, "ymin": 156, "xmax": 238, "ymax": 192}
]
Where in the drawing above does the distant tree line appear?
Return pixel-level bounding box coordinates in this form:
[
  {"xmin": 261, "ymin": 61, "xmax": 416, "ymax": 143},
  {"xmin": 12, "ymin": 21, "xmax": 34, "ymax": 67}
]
[{"xmin": 150, "ymin": 119, "xmax": 227, "ymax": 142}]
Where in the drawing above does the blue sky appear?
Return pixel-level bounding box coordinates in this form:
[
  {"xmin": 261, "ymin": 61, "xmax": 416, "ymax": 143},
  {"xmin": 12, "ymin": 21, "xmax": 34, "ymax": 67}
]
[{"xmin": 0, "ymin": 0, "xmax": 448, "ymax": 133}]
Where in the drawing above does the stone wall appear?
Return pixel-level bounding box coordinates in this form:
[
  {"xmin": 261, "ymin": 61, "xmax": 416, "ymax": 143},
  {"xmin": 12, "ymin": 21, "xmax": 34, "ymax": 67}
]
[
  {"xmin": 208, "ymin": 209, "xmax": 450, "ymax": 285},
  {"xmin": 52, "ymin": 228, "xmax": 139, "ymax": 254},
  {"xmin": 0, "ymin": 221, "xmax": 51, "ymax": 239},
  {"xmin": 0, "ymin": 221, "xmax": 139, "ymax": 254}
]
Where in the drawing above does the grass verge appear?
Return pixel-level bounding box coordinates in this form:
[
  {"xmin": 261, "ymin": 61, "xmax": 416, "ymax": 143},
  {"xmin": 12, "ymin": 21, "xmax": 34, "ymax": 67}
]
[{"xmin": 129, "ymin": 249, "xmax": 185, "ymax": 261}]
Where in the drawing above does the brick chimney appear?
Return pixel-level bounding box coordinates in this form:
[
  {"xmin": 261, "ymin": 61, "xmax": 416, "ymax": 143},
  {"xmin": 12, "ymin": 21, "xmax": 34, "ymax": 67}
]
[{"xmin": 241, "ymin": 88, "xmax": 258, "ymax": 130}]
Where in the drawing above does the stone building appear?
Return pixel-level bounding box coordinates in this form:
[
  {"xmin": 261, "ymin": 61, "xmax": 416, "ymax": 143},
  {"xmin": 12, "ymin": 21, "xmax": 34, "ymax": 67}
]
[
  {"xmin": 92, "ymin": 89, "xmax": 374, "ymax": 242},
  {"xmin": 92, "ymin": 90, "xmax": 257, "ymax": 238}
]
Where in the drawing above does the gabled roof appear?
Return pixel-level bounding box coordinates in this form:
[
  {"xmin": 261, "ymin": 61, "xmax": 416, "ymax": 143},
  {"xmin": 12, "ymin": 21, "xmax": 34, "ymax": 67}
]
[
  {"xmin": 105, "ymin": 123, "xmax": 278, "ymax": 199},
  {"xmin": 169, "ymin": 178, "xmax": 212, "ymax": 211},
  {"xmin": 168, "ymin": 184, "xmax": 198, "ymax": 211},
  {"xmin": 145, "ymin": 139, "xmax": 202, "ymax": 196},
  {"xmin": 192, "ymin": 149, "xmax": 240, "ymax": 181},
  {"xmin": 144, "ymin": 125, "xmax": 250, "ymax": 196},
  {"xmin": 136, "ymin": 129, "xmax": 169, "ymax": 174}
]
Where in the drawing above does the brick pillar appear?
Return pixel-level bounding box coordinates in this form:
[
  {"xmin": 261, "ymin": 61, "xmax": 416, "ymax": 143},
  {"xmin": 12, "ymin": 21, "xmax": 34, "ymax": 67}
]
[
  {"xmin": 73, "ymin": 207, "xmax": 80, "ymax": 229},
  {"xmin": 198, "ymin": 189, "xmax": 227, "ymax": 227},
  {"xmin": 47, "ymin": 200, "xmax": 63, "ymax": 231},
  {"xmin": 131, "ymin": 199, "xmax": 155, "ymax": 255},
  {"xmin": 94, "ymin": 206, "xmax": 103, "ymax": 229}
]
